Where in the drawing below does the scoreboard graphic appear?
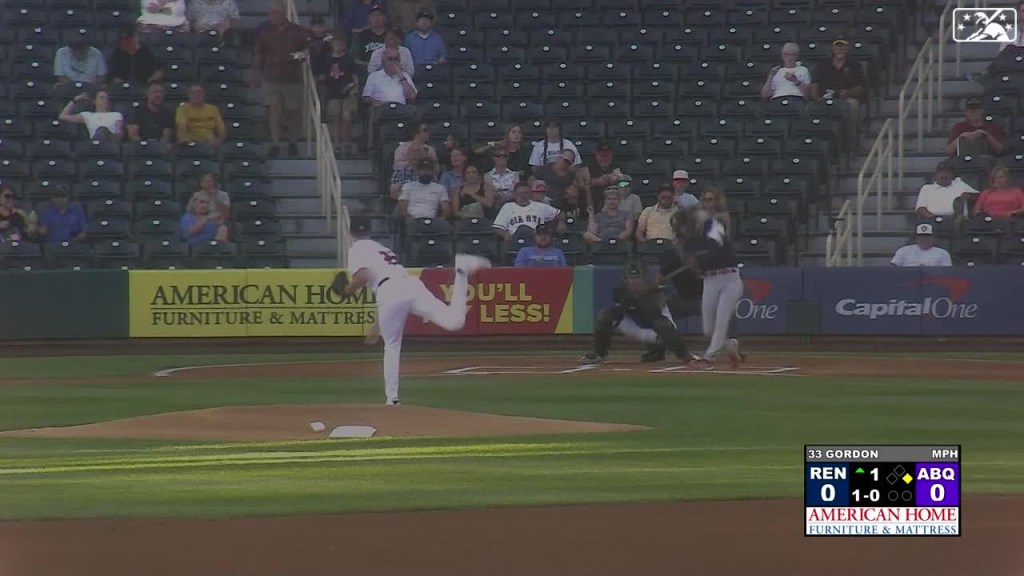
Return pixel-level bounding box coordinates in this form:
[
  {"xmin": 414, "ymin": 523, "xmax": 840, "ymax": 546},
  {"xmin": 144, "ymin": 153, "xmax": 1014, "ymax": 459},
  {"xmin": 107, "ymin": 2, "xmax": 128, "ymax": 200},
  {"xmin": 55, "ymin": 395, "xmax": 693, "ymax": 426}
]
[{"xmin": 804, "ymin": 445, "xmax": 961, "ymax": 537}]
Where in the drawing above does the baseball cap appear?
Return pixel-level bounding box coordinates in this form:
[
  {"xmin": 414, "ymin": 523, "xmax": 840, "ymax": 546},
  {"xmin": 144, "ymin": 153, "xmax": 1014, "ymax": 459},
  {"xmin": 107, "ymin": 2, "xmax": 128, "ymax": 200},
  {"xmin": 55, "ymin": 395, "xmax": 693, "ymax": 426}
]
[
  {"xmin": 936, "ymin": 160, "xmax": 954, "ymax": 172},
  {"xmin": 415, "ymin": 158, "xmax": 434, "ymax": 171},
  {"xmin": 368, "ymin": 4, "xmax": 385, "ymax": 14},
  {"xmin": 349, "ymin": 214, "xmax": 372, "ymax": 235},
  {"xmin": 832, "ymin": 34, "xmax": 849, "ymax": 45},
  {"xmin": 672, "ymin": 169, "xmax": 689, "ymax": 180},
  {"xmin": 596, "ymin": 141, "xmax": 612, "ymax": 152},
  {"xmin": 916, "ymin": 223, "xmax": 934, "ymax": 236},
  {"xmin": 531, "ymin": 180, "xmax": 547, "ymax": 192},
  {"xmin": 557, "ymin": 149, "xmax": 576, "ymax": 164},
  {"xmin": 416, "ymin": 10, "xmax": 434, "ymax": 20},
  {"xmin": 965, "ymin": 97, "xmax": 984, "ymax": 109},
  {"xmin": 534, "ymin": 222, "xmax": 552, "ymax": 235}
]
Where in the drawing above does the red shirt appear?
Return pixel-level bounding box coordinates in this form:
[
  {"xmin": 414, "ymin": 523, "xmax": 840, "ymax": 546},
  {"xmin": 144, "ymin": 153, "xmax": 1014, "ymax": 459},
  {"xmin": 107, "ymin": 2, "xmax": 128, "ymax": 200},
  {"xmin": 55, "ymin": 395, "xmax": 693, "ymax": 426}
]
[
  {"xmin": 974, "ymin": 187, "xmax": 1024, "ymax": 218},
  {"xmin": 948, "ymin": 120, "xmax": 1004, "ymax": 143}
]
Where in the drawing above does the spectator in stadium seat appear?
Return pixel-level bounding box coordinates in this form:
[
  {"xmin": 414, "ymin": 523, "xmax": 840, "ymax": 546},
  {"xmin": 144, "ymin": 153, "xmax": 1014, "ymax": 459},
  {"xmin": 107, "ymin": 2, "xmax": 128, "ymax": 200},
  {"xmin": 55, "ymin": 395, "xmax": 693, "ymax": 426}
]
[
  {"xmin": 369, "ymin": 28, "xmax": 415, "ymax": 77},
  {"xmin": 405, "ymin": 10, "xmax": 447, "ymax": 67},
  {"xmin": 973, "ymin": 165, "xmax": 1024, "ymax": 219},
  {"xmin": 453, "ymin": 164, "xmax": 494, "ymax": 219},
  {"xmin": 585, "ymin": 187, "xmax": 634, "ymax": 245},
  {"xmin": 438, "ymin": 134, "xmax": 464, "ymax": 171},
  {"xmin": 492, "ymin": 182, "xmax": 564, "ymax": 243},
  {"xmin": 761, "ymin": 42, "xmax": 811, "ymax": 101},
  {"xmin": 699, "ymin": 186, "xmax": 733, "ymax": 234},
  {"xmin": 915, "ymin": 161, "xmax": 979, "ymax": 220},
  {"xmin": 196, "ymin": 172, "xmax": 231, "ymax": 223},
  {"xmin": 439, "ymin": 147, "xmax": 466, "ymax": 198},
  {"xmin": 181, "ymin": 191, "xmax": 229, "ymax": 244},
  {"xmin": 109, "ymin": 29, "xmax": 165, "ymax": 86},
  {"xmin": 58, "ymin": 90, "xmax": 124, "ymax": 141},
  {"xmin": 138, "ymin": 0, "xmax": 188, "ymax": 32},
  {"xmin": 128, "ymin": 83, "xmax": 175, "ymax": 144},
  {"xmin": 389, "ymin": 0, "xmax": 435, "ymax": 33},
  {"xmin": 529, "ymin": 120, "xmax": 582, "ymax": 168},
  {"xmin": 555, "ymin": 182, "xmax": 584, "ymax": 219},
  {"xmin": 947, "ymin": 97, "xmax": 1005, "ymax": 157},
  {"xmin": 636, "ymin": 185, "xmax": 679, "ymax": 242},
  {"xmin": 344, "ymin": 0, "xmax": 382, "ymax": 35},
  {"xmin": 580, "ymin": 142, "xmax": 624, "ymax": 211},
  {"xmin": 175, "ymin": 84, "xmax": 226, "ymax": 145},
  {"xmin": 515, "ymin": 223, "xmax": 566, "ymax": 268},
  {"xmin": 484, "ymin": 146, "xmax": 520, "ymax": 206},
  {"xmin": 188, "ymin": 0, "xmax": 241, "ymax": 38},
  {"xmin": 54, "ymin": 37, "xmax": 107, "ymax": 86},
  {"xmin": 0, "ymin": 185, "xmax": 34, "ymax": 244},
  {"xmin": 389, "ymin": 123, "xmax": 437, "ymax": 200},
  {"xmin": 399, "ymin": 158, "xmax": 450, "ymax": 220},
  {"xmin": 529, "ymin": 180, "xmax": 553, "ymax": 205},
  {"xmin": 35, "ymin": 186, "xmax": 88, "ymax": 244},
  {"xmin": 352, "ymin": 5, "xmax": 389, "ymax": 66},
  {"xmin": 615, "ymin": 175, "xmax": 643, "ymax": 221},
  {"xmin": 315, "ymin": 36, "xmax": 361, "ymax": 148},
  {"xmin": 890, "ymin": 223, "xmax": 952, "ymax": 267},
  {"xmin": 532, "ymin": 149, "xmax": 584, "ymax": 209},
  {"xmin": 253, "ymin": 2, "xmax": 311, "ymax": 158},
  {"xmin": 811, "ymin": 35, "xmax": 866, "ymax": 150},
  {"xmin": 363, "ymin": 47, "xmax": 418, "ymax": 106},
  {"xmin": 476, "ymin": 124, "xmax": 532, "ymax": 177},
  {"xmin": 672, "ymin": 170, "xmax": 699, "ymax": 208}
]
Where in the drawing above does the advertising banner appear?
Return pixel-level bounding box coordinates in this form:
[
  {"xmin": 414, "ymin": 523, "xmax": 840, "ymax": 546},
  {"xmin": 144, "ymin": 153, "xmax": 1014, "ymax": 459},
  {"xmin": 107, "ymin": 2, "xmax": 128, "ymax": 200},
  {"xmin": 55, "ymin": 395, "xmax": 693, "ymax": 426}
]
[
  {"xmin": 406, "ymin": 267, "xmax": 574, "ymax": 336},
  {"xmin": 803, "ymin": 268, "xmax": 924, "ymax": 335},
  {"xmin": 919, "ymin": 268, "xmax": 1024, "ymax": 335},
  {"xmin": 129, "ymin": 268, "xmax": 573, "ymax": 337}
]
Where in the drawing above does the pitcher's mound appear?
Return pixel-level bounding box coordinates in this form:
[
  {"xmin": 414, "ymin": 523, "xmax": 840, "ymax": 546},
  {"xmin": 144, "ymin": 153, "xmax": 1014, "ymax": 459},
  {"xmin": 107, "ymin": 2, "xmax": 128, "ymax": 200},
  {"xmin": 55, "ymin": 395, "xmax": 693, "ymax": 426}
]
[{"xmin": 0, "ymin": 404, "xmax": 649, "ymax": 442}]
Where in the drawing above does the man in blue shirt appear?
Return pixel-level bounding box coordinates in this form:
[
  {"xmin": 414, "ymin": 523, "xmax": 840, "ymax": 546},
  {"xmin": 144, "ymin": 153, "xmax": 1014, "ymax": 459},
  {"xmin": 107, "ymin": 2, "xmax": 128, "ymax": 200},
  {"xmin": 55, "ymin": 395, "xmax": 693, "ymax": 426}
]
[
  {"xmin": 514, "ymin": 223, "xmax": 566, "ymax": 267},
  {"xmin": 36, "ymin": 187, "xmax": 88, "ymax": 244},
  {"xmin": 405, "ymin": 11, "xmax": 447, "ymax": 67}
]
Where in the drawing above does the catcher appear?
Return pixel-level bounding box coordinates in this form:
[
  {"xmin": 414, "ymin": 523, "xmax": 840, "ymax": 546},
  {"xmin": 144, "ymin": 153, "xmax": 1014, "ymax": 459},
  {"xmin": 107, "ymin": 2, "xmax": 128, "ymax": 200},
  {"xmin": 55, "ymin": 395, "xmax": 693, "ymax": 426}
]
[{"xmin": 579, "ymin": 262, "xmax": 694, "ymax": 366}]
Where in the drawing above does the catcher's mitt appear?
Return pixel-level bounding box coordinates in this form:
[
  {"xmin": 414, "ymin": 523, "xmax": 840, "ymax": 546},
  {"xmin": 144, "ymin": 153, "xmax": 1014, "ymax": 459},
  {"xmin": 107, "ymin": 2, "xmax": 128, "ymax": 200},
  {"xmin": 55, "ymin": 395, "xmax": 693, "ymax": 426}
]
[{"xmin": 330, "ymin": 271, "xmax": 350, "ymax": 296}]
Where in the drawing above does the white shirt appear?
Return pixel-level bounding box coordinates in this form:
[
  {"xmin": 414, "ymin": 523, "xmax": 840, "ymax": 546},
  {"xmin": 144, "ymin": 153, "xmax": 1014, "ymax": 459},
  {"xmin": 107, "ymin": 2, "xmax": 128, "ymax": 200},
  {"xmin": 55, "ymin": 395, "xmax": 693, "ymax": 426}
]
[
  {"xmin": 399, "ymin": 181, "xmax": 448, "ymax": 219},
  {"xmin": 362, "ymin": 70, "xmax": 416, "ymax": 105},
  {"xmin": 80, "ymin": 111, "xmax": 124, "ymax": 139},
  {"xmin": 492, "ymin": 200, "xmax": 560, "ymax": 233},
  {"xmin": 137, "ymin": 0, "xmax": 187, "ymax": 28},
  {"xmin": 347, "ymin": 238, "xmax": 406, "ymax": 291},
  {"xmin": 486, "ymin": 167, "xmax": 518, "ymax": 200},
  {"xmin": 368, "ymin": 46, "xmax": 415, "ymax": 77},
  {"xmin": 915, "ymin": 178, "xmax": 979, "ymax": 216},
  {"xmin": 528, "ymin": 139, "xmax": 582, "ymax": 167},
  {"xmin": 891, "ymin": 244, "xmax": 953, "ymax": 267},
  {"xmin": 770, "ymin": 65, "xmax": 811, "ymax": 98}
]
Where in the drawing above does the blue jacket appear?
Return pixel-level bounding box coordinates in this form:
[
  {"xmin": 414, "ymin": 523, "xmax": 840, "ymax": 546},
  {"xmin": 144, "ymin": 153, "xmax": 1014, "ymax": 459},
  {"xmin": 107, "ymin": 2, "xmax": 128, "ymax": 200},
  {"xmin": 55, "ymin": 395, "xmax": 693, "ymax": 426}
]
[
  {"xmin": 514, "ymin": 245, "xmax": 567, "ymax": 268},
  {"xmin": 404, "ymin": 30, "xmax": 447, "ymax": 67}
]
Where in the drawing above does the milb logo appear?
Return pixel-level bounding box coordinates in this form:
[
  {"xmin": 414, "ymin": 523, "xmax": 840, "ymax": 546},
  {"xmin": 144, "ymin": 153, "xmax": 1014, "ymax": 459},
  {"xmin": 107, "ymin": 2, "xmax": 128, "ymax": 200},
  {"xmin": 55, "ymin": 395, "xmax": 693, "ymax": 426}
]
[
  {"xmin": 952, "ymin": 8, "xmax": 1018, "ymax": 43},
  {"xmin": 835, "ymin": 277, "xmax": 978, "ymax": 320}
]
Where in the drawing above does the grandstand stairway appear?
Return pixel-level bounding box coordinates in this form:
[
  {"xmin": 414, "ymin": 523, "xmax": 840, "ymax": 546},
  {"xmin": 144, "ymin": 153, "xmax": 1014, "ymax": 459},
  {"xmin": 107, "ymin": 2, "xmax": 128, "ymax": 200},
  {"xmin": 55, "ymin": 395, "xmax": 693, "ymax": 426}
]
[{"xmin": 801, "ymin": 13, "xmax": 1003, "ymax": 266}]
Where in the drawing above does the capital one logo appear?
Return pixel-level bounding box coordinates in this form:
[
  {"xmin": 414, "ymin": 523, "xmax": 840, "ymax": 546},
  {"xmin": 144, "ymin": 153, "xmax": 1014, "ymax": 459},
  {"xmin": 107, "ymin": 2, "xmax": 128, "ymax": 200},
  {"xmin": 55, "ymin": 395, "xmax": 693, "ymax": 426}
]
[
  {"xmin": 835, "ymin": 277, "xmax": 979, "ymax": 320},
  {"xmin": 736, "ymin": 278, "xmax": 779, "ymax": 320}
]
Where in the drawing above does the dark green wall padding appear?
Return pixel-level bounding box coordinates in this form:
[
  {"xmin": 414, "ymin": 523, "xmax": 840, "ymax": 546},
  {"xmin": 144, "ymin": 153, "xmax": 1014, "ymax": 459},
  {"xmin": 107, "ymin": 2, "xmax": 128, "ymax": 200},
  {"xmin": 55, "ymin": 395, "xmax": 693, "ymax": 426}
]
[{"xmin": 0, "ymin": 270, "xmax": 129, "ymax": 339}]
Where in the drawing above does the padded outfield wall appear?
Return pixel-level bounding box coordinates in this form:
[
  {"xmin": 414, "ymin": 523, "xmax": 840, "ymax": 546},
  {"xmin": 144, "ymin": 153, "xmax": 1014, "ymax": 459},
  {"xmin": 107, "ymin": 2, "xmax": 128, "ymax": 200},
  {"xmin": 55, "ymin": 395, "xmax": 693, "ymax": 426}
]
[{"xmin": 0, "ymin": 267, "xmax": 1021, "ymax": 340}]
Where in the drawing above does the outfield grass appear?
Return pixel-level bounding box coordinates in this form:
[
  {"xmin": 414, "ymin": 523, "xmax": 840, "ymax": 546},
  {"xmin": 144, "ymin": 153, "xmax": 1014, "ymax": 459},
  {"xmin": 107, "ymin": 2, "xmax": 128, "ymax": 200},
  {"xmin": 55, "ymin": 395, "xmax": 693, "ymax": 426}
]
[{"xmin": 0, "ymin": 352, "xmax": 1022, "ymax": 520}]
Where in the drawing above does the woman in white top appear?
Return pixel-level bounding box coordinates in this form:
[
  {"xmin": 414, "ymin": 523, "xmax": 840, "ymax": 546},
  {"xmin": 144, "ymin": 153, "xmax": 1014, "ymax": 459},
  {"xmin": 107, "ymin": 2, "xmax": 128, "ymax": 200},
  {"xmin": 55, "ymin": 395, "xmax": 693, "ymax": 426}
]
[
  {"xmin": 761, "ymin": 42, "xmax": 811, "ymax": 101},
  {"xmin": 528, "ymin": 120, "xmax": 582, "ymax": 167},
  {"xmin": 58, "ymin": 91, "xmax": 125, "ymax": 141},
  {"xmin": 138, "ymin": 0, "xmax": 189, "ymax": 31},
  {"xmin": 484, "ymin": 146, "xmax": 520, "ymax": 206}
]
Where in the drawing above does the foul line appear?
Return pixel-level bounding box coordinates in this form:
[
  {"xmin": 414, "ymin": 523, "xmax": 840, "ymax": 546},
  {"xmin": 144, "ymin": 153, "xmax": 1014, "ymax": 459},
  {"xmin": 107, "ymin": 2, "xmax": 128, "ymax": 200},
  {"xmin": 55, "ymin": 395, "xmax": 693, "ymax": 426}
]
[{"xmin": 441, "ymin": 366, "xmax": 804, "ymax": 377}]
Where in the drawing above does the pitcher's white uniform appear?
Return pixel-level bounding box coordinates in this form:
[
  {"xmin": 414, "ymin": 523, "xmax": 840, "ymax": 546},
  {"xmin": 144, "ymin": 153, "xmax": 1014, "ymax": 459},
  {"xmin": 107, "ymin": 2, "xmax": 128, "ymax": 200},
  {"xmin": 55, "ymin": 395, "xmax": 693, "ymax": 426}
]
[{"xmin": 347, "ymin": 238, "xmax": 474, "ymax": 404}]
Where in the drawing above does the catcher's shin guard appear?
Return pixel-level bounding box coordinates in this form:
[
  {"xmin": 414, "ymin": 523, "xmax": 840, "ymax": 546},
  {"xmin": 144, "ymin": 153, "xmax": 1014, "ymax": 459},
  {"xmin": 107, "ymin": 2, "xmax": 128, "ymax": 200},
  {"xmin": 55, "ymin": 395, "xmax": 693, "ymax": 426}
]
[
  {"xmin": 592, "ymin": 307, "xmax": 622, "ymax": 357},
  {"xmin": 651, "ymin": 316, "xmax": 689, "ymax": 359}
]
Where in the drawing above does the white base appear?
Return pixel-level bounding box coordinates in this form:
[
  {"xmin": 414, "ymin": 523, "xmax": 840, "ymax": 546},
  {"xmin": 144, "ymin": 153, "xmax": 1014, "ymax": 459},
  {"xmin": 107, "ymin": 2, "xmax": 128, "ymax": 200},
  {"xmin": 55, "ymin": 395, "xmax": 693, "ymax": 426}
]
[{"xmin": 329, "ymin": 425, "xmax": 377, "ymax": 438}]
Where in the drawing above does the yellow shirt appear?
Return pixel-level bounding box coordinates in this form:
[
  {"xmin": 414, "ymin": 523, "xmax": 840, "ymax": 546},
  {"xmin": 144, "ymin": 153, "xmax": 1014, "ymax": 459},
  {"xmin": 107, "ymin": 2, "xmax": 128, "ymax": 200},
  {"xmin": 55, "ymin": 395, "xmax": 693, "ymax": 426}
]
[
  {"xmin": 638, "ymin": 204, "xmax": 677, "ymax": 240},
  {"xmin": 175, "ymin": 103, "xmax": 225, "ymax": 143}
]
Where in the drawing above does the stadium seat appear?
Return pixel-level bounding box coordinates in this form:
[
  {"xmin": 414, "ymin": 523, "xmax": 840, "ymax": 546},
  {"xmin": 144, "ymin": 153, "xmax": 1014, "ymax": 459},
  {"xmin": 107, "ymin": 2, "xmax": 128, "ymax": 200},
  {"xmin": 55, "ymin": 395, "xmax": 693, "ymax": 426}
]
[
  {"xmin": 89, "ymin": 199, "xmax": 132, "ymax": 220},
  {"xmin": 239, "ymin": 238, "xmax": 288, "ymax": 268},
  {"xmin": 46, "ymin": 240, "xmax": 93, "ymax": 269},
  {"xmin": 94, "ymin": 239, "xmax": 141, "ymax": 269},
  {"xmin": 190, "ymin": 240, "xmax": 238, "ymax": 269},
  {"xmin": 555, "ymin": 234, "xmax": 586, "ymax": 265},
  {"xmin": 637, "ymin": 238, "xmax": 672, "ymax": 266},
  {"xmin": 0, "ymin": 239, "xmax": 44, "ymax": 270},
  {"xmin": 409, "ymin": 238, "xmax": 453, "ymax": 268},
  {"xmin": 232, "ymin": 199, "xmax": 277, "ymax": 222}
]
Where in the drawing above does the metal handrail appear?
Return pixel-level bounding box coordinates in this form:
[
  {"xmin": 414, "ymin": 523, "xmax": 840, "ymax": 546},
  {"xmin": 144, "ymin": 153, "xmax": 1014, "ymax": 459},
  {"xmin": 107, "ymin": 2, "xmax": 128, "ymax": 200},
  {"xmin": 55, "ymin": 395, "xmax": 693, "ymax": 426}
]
[
  {"xmin": 286, "ymin": 0, "xmax": 348, "ymax": 267},
  {"xmin": 897, "ymin": 37, "xmax": 937, "ymax": 195},
  {"xmin": 825, "ymin": 199, "xmax": 854, "ymax": 267},
  {"xmin": 856, "ymin": 118, "xmax": 896, "ymax": 265}
]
